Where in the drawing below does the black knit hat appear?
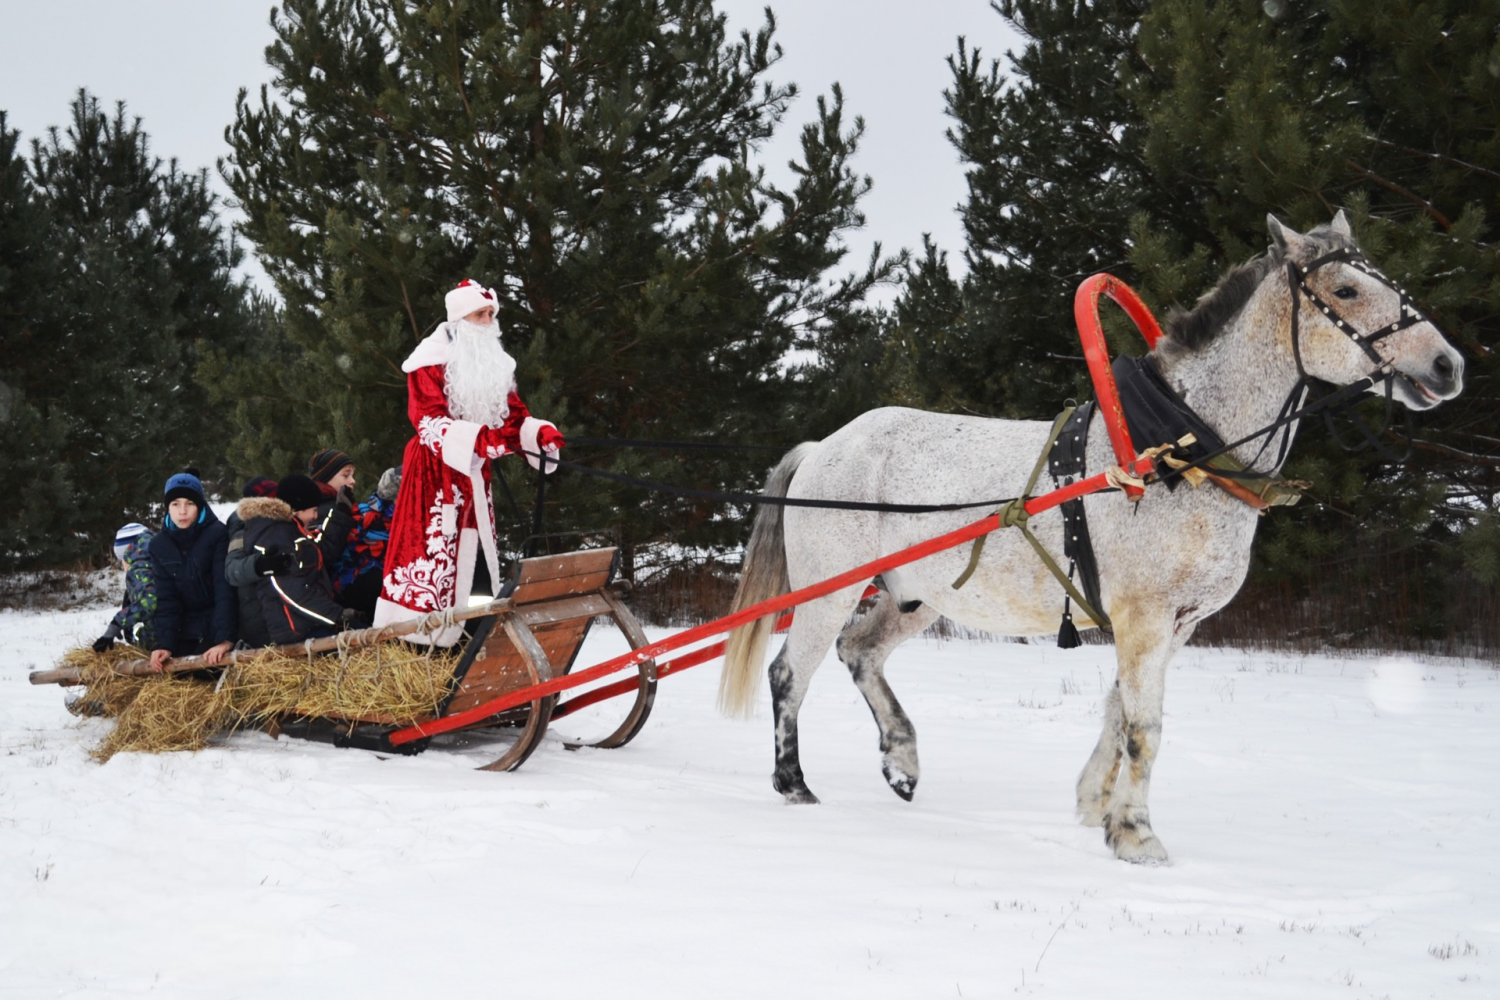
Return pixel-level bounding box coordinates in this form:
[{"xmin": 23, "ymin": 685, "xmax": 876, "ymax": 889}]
[
  {"xmin": 163, "ymin": 472, "xmax": 206, "ymax": 508},
  {"xmin": 308, "ymin": 448, "xmax": 353, "ymax": 484},
  {"xmin": 242, "ymin": 475, "xmax": 277, "ymax": 498},
  {"xmin": 276, "ymin": 474, "xmax": 324, "ymax": 513}
]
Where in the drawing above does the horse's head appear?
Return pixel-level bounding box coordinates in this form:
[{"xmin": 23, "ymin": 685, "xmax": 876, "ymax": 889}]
[{"xmin": 1267, "ymin": 211, "xmax": 1463, "ymax": 410}]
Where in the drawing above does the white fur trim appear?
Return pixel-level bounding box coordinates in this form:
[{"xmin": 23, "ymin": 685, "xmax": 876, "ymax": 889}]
[
  {"xmin": 443, "ymin": 422, "xmax": 502, "ymax": 616},
  {"xmin": 402, "ymin": 325, "xmax": 455, "ymax": 373},
  {"xmin": 374, "ymin": 595, "xmax": 415, "ymax": 629},
  {"xmin": 520, "ymin": 416, "xmax": 560, "ymax": 472},
  {"xmin": 441, "ymin": 419, "xmax": 484, "ymax": 477},
  {"xmin": 445, "ymin": 281, "xmax": 498, "ymax": 322}
]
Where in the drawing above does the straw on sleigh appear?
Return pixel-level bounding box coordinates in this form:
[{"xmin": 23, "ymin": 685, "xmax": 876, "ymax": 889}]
[{"xmin": 62, "ymin": 642, "xmax": 462, "ymax": 762}]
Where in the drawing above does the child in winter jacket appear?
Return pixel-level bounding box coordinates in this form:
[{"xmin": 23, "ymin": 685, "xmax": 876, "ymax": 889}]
[
  {"xmin": 92, "ymin": 522, "xmax": 157, "ymax": 652},
  {"xmin": 241, "ymin": 474, "xmax": 358, "ymax": 644},
  {"xmin": 223, "ymin": 476, "xmax": 280, "ymax": 648},
  {"xmin": 148, "ymin": 473, "xmax": 237, "ymax": 670},
  {"xmin": 329, "ymin": 464, "xmax": 401, "ymax": 619}
]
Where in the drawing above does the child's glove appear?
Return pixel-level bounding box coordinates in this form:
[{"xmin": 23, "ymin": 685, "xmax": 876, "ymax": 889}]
[
  {"xmin": 254, "ymin": 547, "xmax": 294, "ymax": 577},
  {"xmin": 376, "ymin": 466, "xmax": 402, "ymax": 502},
  {"xmin": 91, "ymin": 634, "xmax": 115, "ymax": 653},
  {"xmin": 336, "ymin": 485, "xmax": 357, "ymax": 514}
]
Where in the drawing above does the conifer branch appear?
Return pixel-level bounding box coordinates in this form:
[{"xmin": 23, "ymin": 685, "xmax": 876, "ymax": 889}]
[{"xmin": 1346, "ymin": 159, "xmax": 1452, "ymax": 231}]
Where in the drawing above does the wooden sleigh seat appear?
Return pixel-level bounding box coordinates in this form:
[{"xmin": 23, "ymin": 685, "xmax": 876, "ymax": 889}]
[{"xmin": 277, "ymin": 546, "xmax": 658, "ymax": 771}]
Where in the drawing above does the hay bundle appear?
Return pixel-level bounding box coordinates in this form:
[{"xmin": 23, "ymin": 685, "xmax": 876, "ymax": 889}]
[
  {"xmin": 60, "ymin": 641, "xmax": 463, "ymax": 762},
  {"xmin": 91, "ymin": 675, "xmax": 233, "ymax": 761},
  {"xmin": 61, "ymin": 645, "xmax": 152, "ymax": 717}
]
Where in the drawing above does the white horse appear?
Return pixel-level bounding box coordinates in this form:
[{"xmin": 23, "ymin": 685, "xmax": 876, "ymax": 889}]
[{"xmin": 718, "ymin": 213, "xmax": 1464, "ymax": 863}]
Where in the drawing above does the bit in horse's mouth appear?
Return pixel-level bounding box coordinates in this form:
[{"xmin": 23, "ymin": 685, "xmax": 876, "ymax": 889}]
[{"xmin": 1395, "ymin": 371, "xmax": 1441, "ymax": 403}]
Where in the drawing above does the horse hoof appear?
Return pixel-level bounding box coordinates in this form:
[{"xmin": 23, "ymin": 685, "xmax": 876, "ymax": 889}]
[
  {"xmin": 883, "ymin": 764, "xmax": 917, "ymax": 801},
  {"xmin": 774, "ymin": 769, "xmax": 820, "ymax": 804},
  {"xmin": 1103, "ymin": 815, "xmax": 1170, "ymax": 864},
  {"xmin": 1117, "ymin": 837, "xmax": 1170, "ymax": 866}
]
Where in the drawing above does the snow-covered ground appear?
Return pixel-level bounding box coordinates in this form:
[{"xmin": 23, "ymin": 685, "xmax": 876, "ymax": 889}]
[{"xmin": 2, "ymin": 599, "xmax": 1496, "ymax": 998}]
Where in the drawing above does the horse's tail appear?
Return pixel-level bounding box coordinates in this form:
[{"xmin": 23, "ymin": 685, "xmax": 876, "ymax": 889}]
[{"xmin": 718, "ymin": 442, "xmax": 816, "ymax": 719}]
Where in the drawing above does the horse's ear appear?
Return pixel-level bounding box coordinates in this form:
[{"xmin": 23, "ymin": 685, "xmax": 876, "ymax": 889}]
[
  {"xmin": 1329, "ymin": 209, "xmax": 1353, "ymax": 238},
  {"xmin": 1267, "ymin": 214, "xmax": 1309, "ymax": 256},
  {"xmin": 1267, "ymin": 214, "xmax": 1291, "ymax": 252}
]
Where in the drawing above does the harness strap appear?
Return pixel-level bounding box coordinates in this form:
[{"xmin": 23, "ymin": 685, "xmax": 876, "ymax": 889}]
[
  {"xmin": 952, "ymin": 408, "xmax": 1071, "ymax": 590},
  {"xmin": 950, "ymin": 409, "xmax": 1113, "ymax": 630}
]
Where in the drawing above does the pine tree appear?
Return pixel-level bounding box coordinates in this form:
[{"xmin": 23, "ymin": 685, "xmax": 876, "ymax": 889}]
[
  {"xmin": 217, "ymin": 0, "xmax": 895, "ymax": 569},
  {"xmin": 0, "ymin": 94, "xmax": 256, "ymax": 569},
  {"xmin": 892, "ymin": 0, "xmax": 1198, "ymax": 419}
]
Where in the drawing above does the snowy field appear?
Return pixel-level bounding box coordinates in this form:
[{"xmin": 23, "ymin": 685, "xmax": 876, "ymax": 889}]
[{"xmin": 2, "ymin": 598, "xmax": 1497, "ymax": 999}]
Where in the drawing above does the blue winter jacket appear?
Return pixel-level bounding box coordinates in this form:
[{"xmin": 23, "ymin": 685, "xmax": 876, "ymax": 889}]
[{"xmin": 149, "ymin": 506, "xmax": 237, "ymax": 654}]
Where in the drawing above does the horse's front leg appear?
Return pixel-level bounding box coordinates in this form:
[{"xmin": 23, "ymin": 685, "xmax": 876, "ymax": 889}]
[{"xmin": 1077, "ymin": 602, "xmax": 1194, "ymax": 864}]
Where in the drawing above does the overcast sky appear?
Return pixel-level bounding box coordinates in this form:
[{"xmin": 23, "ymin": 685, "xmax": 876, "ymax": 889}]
[{"xmin": 0, "ymin": 0, "xmax": 1023, "ymax": 295}]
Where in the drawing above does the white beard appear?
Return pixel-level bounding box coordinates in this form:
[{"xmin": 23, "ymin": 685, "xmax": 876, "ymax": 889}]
[{"xmin": 445, "ymin": 319, "xmax": 517, "ymax": 427}]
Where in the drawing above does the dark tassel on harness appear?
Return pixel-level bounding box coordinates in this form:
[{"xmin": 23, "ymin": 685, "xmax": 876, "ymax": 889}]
[
  {"xmin": 1057, "ymin": 604, "xmax": 1082, "ymax": 649},
  {"xmin": 1057, "ymin": 560, "xmax": 1082, "ymax": 649}
]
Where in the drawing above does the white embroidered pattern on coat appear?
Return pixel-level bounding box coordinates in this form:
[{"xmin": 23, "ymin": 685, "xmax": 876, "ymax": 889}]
[
  {"xmin": 383, "ymin": 486, "xmax": 465, "ymax": 612},
  {"xmin": 417, "ymin": 414, "xmax": 453, "ymax": 455}
]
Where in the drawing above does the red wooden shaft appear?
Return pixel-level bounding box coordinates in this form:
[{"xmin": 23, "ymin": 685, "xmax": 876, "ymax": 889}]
[{"xmin": 552, "ymin": 611, "xmax": 797, "ymax": 719}]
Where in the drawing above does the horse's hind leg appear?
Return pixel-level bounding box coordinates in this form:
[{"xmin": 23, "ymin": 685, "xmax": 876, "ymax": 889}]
[
  {"xmin": 1076, "ymin": 603, "xmax": 1195, "ymax": 864},
  {"xmin": 770, "ymin": 590, "xmax": 863, "ymax": 804},
  {"xmin": 836, "ymin": 593, "xmax": 940, "ymax": 801}
]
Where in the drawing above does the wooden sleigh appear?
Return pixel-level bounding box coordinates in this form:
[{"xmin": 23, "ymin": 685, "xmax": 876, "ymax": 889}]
[
  {"xmin": 33, "ymin": 547, "xmax": 658, "ymax": 772},
  {"xmin": 303, "ymin": 545, "xmax": 657, "ymax": 771}
]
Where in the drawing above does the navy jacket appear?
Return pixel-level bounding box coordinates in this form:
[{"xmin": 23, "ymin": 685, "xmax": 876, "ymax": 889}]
[{"xmin": 149, "ymin": 507, "xmax": 237, "ymax": 654}]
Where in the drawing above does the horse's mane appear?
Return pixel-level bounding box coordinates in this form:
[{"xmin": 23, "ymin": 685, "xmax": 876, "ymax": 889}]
[{"xmin": 1161, "ymin": 224, "xmax": 1353, "ymax": 353}]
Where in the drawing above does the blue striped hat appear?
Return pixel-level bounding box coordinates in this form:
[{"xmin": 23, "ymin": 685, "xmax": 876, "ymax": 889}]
[{"xmin": 113, "ymin": 522, "xmax": 151, "ymax": 561}]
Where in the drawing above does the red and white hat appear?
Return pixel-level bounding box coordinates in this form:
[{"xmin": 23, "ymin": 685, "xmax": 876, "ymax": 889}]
[{"xmin": 445, "ymin": 279, "xmax": 498, "ymax": 322}]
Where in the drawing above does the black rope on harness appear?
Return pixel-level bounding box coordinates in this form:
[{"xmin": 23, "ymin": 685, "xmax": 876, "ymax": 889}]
[
  {"xmin": 568, "ymin": 437, "xmax": 786, "ymax": 453},
  {"xmin": 522, "ymin": 451, "xmax": 1034, "ymax": 515},
  {"xmin": 527, "ymin": 463, "xmax": 547, "ymax": 558},
  {"xmin": 493, "ymin": 463, "xmax": 529, "ymax": 538}
]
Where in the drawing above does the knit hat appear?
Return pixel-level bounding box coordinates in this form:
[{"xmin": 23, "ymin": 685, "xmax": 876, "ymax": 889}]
[
  {"xmin": 445, "ymin": 279, "xmax": 498, "ymax": 322},
  {"xmin": 163, "ymin": 472, "xmax": 206, "ymax": 509},
  {"xmin": 308, "ymin": 448, "xmax": 353, "ymax": 484},
  {"xmin": 242, "ymin": 476, "xmax": 277, "ymax": 498},
  {"xmin": 113, "ymin": 522, "xmax": 150, "ymax": 561},
  {"xmin": 276, "ymin": 474, "xmax": 325, "ymax": 513}
]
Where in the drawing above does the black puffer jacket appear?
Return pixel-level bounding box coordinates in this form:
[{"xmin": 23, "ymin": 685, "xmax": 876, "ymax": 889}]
[
  {"xmin": 239, "ymin": 496, "xmax": 354, "ymax": 644},
  {"xmin": 149, "ymin": 508, "xmax": 236, "ymax": 655}
]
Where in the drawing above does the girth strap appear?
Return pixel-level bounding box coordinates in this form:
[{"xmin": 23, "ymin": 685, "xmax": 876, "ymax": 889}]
[{"xmin": 1050, "ymin": 402, "xmax": 1108, "ymax": 629}]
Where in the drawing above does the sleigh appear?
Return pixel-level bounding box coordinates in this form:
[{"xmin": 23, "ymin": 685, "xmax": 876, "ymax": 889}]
[
  {"xmin": 34, "ymin": 546, "xmax": 659, "ymax": 772},
  {"xmin": 307, "ymin": 545, "xmax": 658, "ymax": 771}
]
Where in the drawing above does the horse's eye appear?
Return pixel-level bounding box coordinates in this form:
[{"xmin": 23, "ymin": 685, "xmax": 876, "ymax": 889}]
[{"xmin": 1333, "ymin": 286, "xmax": 1358, "ymax": 300}]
